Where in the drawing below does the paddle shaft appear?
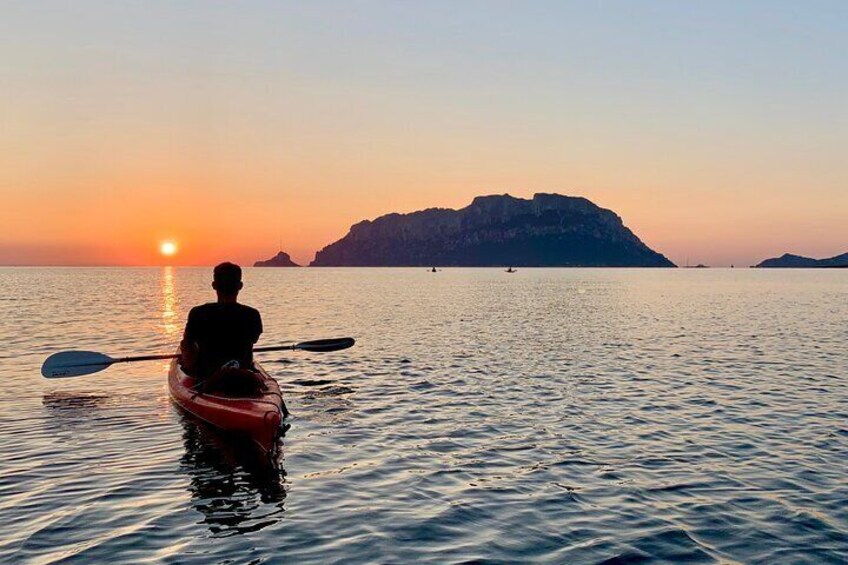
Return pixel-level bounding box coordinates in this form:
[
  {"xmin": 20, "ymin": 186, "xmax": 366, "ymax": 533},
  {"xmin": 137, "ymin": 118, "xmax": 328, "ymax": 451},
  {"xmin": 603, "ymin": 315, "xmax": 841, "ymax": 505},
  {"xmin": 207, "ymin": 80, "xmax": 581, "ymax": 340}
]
[
  {"xmin": 111, "ymin": 344, "xmax": 302, "ymax": 365},
  {"xmin": 113, "ymin": 353, "xmax": 180, "ymax": 364}
]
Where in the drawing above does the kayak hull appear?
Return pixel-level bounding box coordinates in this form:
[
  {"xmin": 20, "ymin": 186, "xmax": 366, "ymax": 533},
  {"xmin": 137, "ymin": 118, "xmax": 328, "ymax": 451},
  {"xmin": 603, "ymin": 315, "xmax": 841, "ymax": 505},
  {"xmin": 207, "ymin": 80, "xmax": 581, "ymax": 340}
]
[{"xmin": 168, "ymin": 356, "xmax": 284, "ymax": 454}]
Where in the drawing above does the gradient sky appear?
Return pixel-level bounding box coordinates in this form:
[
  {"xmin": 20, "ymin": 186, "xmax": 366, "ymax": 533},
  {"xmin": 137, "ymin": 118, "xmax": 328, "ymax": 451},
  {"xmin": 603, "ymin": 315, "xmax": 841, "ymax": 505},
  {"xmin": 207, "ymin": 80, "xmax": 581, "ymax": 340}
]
[{"xmin": 1, "ymin": 1, "xmax": 846, "ymax": 266}]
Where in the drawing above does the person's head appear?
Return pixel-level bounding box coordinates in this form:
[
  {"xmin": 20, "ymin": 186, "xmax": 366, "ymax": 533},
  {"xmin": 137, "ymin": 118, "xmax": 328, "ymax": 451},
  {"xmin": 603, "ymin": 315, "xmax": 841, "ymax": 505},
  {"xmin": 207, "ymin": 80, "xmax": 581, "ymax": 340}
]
[{"xmin": 212, "ymin": 262, "xmax": 243, "ymax": 299}]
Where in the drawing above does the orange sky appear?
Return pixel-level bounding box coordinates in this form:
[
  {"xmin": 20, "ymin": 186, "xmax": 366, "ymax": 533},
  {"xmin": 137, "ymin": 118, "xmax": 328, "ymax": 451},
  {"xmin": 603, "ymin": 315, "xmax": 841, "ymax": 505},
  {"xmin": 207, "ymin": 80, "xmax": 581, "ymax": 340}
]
[{"xmin": 1, "ymin": 3, "xmax": 846, "ymax": 267}]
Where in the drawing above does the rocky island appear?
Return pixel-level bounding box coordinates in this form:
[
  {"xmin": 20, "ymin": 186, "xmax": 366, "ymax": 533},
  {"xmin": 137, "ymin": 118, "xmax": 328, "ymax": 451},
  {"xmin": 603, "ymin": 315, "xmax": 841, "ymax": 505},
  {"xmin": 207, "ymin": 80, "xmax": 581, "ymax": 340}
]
[
  {"xmin": 310, "ymin": 193, "xmax": 674, "ymax": 267},
  {"xmin": 754, "ymin": 252, "xmax": 848, "ymax": 268},
  {"xmin": 254, "ymin": 251, "xmax": 300, "ymax": 267}
]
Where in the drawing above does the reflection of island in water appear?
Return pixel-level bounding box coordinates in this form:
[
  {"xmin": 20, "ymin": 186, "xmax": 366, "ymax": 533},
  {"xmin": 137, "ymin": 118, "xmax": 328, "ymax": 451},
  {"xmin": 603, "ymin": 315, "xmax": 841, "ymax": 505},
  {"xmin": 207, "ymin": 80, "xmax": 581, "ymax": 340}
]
[{"xmin": 176, "ymin": 409, "xmax": 288, "ymax": 536}]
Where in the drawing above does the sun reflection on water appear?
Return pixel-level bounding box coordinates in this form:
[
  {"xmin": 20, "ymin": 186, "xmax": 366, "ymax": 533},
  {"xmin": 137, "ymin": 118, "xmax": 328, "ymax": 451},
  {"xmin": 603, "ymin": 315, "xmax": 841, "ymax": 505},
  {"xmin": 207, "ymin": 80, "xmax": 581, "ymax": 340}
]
[{"xmin": 161, "ymin": 266, "xmax": 180, "ymax": 338}]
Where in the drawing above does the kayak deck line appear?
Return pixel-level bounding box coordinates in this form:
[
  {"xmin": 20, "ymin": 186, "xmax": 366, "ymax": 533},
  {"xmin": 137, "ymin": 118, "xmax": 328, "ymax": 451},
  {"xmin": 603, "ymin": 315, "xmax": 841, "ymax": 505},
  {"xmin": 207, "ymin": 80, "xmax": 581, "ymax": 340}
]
[{"xmin": 188, "ymin": 388, "xmax": 284, "ymax": 411}]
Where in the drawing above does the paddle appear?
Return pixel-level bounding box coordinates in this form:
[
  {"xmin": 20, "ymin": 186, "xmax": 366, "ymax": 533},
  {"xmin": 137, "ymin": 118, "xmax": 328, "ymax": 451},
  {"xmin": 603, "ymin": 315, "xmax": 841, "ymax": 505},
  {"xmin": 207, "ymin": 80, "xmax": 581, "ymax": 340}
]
[{"xmin": 41, "ymin": 337, "xmax": 356, "ymax": 378}]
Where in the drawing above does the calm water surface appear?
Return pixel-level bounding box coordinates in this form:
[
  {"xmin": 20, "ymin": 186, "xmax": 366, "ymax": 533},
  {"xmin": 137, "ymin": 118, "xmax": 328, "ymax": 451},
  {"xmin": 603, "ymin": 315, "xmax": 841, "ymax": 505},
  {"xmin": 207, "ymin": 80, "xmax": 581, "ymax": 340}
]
[{"xmin": 0, "ymin": 267, "xmax": 846, "ymax": 564}]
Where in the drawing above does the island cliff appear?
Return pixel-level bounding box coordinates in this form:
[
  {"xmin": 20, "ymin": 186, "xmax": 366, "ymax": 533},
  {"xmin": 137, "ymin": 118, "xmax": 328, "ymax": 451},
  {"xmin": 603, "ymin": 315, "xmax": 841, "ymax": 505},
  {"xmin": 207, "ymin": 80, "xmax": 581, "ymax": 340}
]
[
  {"xmin": 310, "ymin": 193, "xmax": 675, "ymax": 267},
  {"xmin": 755, "ymin": 252, "xmax": 848, "ymax": 268},
  {"xmin": 254, "ymin": 251, "xmax": 300, "ymax": 267}
]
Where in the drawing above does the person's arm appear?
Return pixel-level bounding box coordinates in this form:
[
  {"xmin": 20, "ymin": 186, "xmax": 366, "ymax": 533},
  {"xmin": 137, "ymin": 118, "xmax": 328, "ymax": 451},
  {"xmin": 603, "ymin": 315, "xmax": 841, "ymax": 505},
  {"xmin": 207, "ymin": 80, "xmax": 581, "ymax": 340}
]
[
  {"xmin": 248, "ymin": 310, "xmax": 263, "ymax": 364},
  {"xmin": 180, "ymin": 308, "xmax": 199, "ymax": 370}
]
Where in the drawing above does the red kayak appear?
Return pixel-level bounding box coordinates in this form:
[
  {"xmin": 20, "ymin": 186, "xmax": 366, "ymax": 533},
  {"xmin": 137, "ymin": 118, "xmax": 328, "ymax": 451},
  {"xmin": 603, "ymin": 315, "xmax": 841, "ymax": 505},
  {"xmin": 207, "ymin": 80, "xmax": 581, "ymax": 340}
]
[{"xmin": 168, "ymin": 356, "xmax": 285, "ymax": 454}]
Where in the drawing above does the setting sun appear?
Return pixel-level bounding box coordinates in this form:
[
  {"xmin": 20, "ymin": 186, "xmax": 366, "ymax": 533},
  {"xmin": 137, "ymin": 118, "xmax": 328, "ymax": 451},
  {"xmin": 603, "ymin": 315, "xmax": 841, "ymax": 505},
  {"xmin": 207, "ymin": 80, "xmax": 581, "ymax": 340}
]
[{"xmin": 160, "ymin": 241, "xmax": 177, "ymax": 257}]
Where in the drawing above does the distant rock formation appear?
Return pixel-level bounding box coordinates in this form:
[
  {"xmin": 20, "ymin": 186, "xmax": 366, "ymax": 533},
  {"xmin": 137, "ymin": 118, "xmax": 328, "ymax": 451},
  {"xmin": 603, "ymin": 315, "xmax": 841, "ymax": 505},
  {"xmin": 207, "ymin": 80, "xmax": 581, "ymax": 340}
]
[
  {"xmin": 755, "ymin": 252, "xmax": 848, "ymax": 268},
  {"xmin": 310, "ymin": 193, "xmax": 675, "ymax": 267},
  {"xmin": 254, "ymin": 251, "xmax": 300, "ymax": 267}
]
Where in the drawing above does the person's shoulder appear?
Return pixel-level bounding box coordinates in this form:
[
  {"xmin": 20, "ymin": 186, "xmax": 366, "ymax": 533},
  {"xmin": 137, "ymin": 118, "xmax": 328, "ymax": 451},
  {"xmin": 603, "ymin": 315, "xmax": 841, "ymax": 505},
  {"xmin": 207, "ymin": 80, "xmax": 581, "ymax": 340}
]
[
  {"xmin": 189, "ymin": 303, "xmax": 218, "ymax": 316},
  {"xmin": 238, "ymin": 303, "xmax": 261, "ymax": 317}
]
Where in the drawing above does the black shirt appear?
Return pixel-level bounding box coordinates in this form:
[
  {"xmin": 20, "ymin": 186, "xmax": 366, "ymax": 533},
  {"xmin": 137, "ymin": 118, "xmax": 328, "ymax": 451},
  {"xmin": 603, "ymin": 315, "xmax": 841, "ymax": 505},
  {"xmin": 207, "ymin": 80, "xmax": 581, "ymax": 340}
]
[{"xmin": 184, "ymin": 302, "xmax": 263, "ymax": 378}]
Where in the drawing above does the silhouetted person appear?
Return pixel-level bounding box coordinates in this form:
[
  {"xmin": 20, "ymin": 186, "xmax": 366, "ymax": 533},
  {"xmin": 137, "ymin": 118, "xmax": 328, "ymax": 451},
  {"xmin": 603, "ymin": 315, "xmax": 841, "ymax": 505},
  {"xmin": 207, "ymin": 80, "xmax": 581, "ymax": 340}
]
[{"xmin": 180, "ymin": 262, "xmax": 266, "ymax": 395}]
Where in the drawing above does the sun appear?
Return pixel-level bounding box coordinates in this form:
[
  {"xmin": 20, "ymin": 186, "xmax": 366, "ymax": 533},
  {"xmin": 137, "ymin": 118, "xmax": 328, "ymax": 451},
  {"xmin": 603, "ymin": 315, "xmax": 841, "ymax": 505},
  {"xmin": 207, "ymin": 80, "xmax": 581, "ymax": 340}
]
[{"xmin": 160, "ymin": 241, "xmax": 178, "ymax": 257}]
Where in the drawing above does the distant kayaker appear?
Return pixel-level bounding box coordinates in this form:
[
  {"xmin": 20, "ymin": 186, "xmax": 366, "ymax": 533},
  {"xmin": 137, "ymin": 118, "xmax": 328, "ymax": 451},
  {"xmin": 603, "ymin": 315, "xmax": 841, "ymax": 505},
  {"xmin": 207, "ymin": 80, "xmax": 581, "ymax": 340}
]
[{"xmin": 180, "ymin": 262, "xmax": 267, "ymax": 395}]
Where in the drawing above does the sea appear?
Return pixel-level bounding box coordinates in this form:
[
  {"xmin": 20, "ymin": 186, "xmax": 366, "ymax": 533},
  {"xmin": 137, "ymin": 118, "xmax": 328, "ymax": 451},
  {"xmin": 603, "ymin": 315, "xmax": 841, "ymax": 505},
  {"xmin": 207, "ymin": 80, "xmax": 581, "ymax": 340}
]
[{"xmin": 0, "ymin": 267, "xmax": 845, "ymax": 564}]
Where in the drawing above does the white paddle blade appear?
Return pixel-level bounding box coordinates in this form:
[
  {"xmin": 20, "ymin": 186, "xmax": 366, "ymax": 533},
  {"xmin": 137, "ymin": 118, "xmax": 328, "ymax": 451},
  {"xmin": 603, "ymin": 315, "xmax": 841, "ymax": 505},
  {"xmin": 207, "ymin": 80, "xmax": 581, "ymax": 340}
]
[{"xmin": 41, "ymin": 351, "xmax": 115, "ymax": 378}]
